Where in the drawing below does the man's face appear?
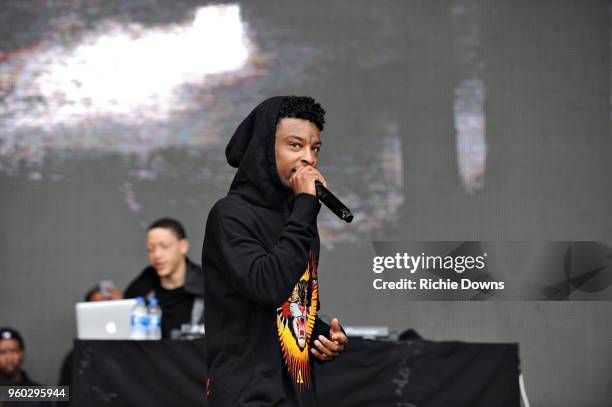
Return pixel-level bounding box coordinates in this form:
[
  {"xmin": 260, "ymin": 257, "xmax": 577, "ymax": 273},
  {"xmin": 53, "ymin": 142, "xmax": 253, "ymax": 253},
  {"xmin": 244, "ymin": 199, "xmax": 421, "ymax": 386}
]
[
  {"xmin": 88, "ymin": 288, "xmax": 123, "ymax": 301},
  {"xmin": 146, "ymin": 228, "xmax": 188, "ymax": 279},
  {"xmin": 274, "ymin": 118, "xmax": 322, "ymax": 189},
  {"xmin": 0, "ymin": 339, "xmax": 23, "ymax": 377}
]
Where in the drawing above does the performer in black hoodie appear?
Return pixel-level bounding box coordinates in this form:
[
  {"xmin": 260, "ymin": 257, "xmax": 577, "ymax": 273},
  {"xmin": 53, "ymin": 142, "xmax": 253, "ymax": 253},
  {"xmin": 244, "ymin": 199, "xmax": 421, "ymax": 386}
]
[{"xmin": 202, "ymin": 96, "xmax": 347, "ymax": 406}]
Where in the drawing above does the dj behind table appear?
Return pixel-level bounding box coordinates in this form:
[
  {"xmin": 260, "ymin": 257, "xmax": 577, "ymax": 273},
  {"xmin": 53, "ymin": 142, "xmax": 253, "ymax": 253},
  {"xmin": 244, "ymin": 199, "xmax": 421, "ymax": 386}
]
[{"xmin": 71, "ymin": 328, "xmax": 520, "ymax": 407}]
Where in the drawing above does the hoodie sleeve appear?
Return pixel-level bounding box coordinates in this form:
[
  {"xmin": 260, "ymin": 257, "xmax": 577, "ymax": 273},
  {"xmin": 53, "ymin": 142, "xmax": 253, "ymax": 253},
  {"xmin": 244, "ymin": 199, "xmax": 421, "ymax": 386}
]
[{"xmin": 210, "ymin": 193, "xmax": 320, "ymax": 307}]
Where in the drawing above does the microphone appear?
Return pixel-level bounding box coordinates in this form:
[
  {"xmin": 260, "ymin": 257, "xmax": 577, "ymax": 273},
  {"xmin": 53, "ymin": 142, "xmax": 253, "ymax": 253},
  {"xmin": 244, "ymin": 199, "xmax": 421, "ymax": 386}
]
[{"xmin": 314, "ymin": 181, "xmax": 353, "ymax": 223}]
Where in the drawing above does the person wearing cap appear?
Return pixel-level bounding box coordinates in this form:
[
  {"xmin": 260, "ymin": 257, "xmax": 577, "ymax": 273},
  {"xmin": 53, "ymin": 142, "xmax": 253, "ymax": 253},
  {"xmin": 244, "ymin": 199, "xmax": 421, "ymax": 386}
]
[{"xmin": 0, "ymin": 327, "xmax": 40, "ymax": 386}]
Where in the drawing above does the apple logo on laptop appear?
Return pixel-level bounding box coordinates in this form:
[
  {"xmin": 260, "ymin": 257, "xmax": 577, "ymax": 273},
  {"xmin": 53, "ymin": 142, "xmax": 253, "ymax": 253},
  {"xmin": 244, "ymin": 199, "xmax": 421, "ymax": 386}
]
[{"xmin": 105, "ymin": 321, "xmax": 117, "ymax": 335}]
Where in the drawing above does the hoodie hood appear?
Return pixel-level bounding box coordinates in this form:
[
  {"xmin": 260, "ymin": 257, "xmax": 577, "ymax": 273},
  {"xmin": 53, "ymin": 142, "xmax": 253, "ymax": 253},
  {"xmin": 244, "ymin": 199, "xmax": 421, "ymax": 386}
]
[{"xmin": 225, "ymin": 96, "xmax": 290, "ymax": 208}]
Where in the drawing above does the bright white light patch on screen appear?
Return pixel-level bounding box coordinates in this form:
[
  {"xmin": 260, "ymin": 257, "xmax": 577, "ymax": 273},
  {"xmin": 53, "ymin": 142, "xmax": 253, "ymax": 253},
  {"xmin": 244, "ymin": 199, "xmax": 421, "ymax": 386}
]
[
  {"xmin": 451, "ymin": 0, "xmax": 487, "ymax": 194},
  {"xmin": 454, "ymin": 78, "xmax": 486, "ymax": 193},
  {"xmin": 8, "ymin": 4, "xmax": 249, "ymax": 126}
]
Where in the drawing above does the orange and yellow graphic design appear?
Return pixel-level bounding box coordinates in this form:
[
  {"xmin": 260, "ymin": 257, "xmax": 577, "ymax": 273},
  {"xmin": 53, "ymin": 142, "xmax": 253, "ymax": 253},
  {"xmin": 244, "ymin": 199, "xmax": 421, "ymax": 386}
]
[{"xmin": 276, "ymin": 253, "xmax": 318, "ymax": 391}]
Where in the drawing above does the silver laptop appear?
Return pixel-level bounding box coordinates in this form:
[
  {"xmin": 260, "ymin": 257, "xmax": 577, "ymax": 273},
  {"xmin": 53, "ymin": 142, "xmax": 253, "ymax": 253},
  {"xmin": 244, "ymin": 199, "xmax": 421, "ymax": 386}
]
[{"xmin": 76, "ymin": 299, "xmax": 137, "ymax": 340}]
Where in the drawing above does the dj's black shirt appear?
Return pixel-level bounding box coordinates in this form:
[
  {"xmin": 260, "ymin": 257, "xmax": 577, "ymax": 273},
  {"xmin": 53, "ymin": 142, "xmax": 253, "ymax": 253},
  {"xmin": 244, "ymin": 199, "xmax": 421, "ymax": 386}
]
[
  {"xmin": 124, "ymin": 258, "xmax": 202, "ymax": 338},
  {"xmin": 154, "ymin": 283, "xmax": 194, "ymax": 338}
]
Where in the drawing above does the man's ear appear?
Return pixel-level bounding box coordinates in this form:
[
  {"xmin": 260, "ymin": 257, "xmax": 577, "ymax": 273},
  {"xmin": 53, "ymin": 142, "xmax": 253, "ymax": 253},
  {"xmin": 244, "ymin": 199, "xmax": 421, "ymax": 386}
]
[{"xmin": 180, "ymin": 239, "xmax": 189, "ymax": 255}]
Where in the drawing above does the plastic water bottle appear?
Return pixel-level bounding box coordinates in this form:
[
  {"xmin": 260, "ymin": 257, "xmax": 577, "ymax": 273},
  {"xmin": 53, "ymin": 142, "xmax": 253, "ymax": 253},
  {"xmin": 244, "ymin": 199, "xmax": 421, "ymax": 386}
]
[
  {"xmin": 130, "ymin": 296, "xmax": 148, "ymax": 340},
  {"xmin": 147, "ymin": 297, "xmax": 162, "ymax": 340}
]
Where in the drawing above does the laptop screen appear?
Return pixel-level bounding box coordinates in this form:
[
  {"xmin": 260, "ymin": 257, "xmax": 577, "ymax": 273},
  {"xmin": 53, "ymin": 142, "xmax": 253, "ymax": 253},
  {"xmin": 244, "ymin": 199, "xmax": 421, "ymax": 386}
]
[{"xmin": 75, "ymin": 299, "xmax": 137, "ymax": 340}]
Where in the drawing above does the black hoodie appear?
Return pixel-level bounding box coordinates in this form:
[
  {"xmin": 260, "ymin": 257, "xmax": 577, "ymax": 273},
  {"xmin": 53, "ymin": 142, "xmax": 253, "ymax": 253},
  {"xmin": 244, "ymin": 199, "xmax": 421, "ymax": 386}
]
[{"xmin": 202, "ymin": 96, "xmax": 330, "ymax": 406}]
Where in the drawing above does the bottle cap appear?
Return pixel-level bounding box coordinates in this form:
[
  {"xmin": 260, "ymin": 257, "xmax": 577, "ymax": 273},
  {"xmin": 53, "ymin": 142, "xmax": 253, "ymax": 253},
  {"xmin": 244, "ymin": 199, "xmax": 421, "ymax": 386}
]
[{"xmin": 150, "ymin": 297, "xmax": 158, "ymax": 306}]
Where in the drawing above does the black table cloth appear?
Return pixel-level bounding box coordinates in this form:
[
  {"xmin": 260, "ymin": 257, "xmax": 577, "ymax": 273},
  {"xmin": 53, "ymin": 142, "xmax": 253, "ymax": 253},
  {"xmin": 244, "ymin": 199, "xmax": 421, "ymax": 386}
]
[{"xmin": 72, "ymin": 335, "xmax": 519, "ymax": 406}]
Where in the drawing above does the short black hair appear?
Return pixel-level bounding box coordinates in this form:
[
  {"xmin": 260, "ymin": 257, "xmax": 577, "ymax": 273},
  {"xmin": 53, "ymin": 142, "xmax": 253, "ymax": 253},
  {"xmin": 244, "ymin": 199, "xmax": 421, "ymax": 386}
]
[
  {"xmin": 0, "ymin": 327, "xmax": 24, "ymax": 350},
  {"xmin": 278, "ymin": 96, "xmax": 326, "ymax": 131},
  {"xmin": 148, "ymin": 218, "xmax": 187, "ymax": 240}
]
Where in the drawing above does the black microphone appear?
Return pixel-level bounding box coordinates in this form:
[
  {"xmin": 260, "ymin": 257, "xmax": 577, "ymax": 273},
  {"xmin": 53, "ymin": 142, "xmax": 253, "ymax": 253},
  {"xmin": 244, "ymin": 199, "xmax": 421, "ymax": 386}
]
[{"xmin": 314, "ymin": 181, "xmax": 353, "ymax": 223}]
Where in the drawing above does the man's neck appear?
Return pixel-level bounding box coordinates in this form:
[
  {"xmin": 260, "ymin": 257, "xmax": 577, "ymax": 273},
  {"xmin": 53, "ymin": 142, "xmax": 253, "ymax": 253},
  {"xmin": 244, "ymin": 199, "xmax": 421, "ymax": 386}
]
[{"xmin": 160, "ymin": 258, "xmax": 187, "ymax": 290}]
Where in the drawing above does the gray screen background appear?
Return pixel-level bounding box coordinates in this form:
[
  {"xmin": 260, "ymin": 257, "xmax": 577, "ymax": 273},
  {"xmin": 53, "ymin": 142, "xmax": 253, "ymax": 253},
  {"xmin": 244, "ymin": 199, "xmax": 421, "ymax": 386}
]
[{"xmin": 0, "ymin": 1, "xmax": 610, "ymax": 405}]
